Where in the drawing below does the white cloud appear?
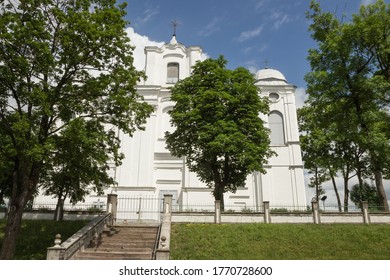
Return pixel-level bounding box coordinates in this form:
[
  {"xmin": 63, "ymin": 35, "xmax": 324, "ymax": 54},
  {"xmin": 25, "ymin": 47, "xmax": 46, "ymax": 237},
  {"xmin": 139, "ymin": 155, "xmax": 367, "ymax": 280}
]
[
  {"xmin": 242, "ymin": 43, "xmax": 267, "ymax": 55},
  {"xmin": 255, "ymin": 0, "xmax": 268, "ymax": 10},
  {"xmin": 271, "ymin": 12, "xmax": 291, "ymax": 29},
  {"xmin": 294, "ymin": 87, "xmax": 308, "ymax": 109},
  {"xmin": 138, "ymin": 6, "xmax": 159, "ymax": 25},
  {"xmin": 125, "ymin": 27, "xmax": 164, "ymax": 71},
  {"xmin": 237, "ymin": 26, "xmax": 263, "ymax": 42},
  {"xmin": 198, "ymin": 17, "xmax": 223, "ymax": 37},
  {"xmin": 243, "ymin": 60, "xmax": 259, "ymax": 74},
  {"xmin": 360, "ymin": 0, "xmax": 376, "ymax": 6}
]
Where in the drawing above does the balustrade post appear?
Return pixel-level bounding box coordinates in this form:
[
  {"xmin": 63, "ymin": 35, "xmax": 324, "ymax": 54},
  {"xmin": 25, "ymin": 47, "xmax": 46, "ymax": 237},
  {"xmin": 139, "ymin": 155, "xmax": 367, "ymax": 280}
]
[
  {"xmin": 46, "ymin": 234, "xmax": 65, "ymax": 260},
  {"xmin": 156, "ymin": 195, "xmax": 173, "ymax": 260},
  {"xmin": 361, "ymin": 201, "xmax": 370, "ymax": 224},
  {"xmin": 263, "ymin": 201, "xmax": 271, "ymax": 223},
  {"xmin": 312, "ymin": 201, "xmax": 321, "ymax": 224},
  {"xmin": 215, "ymin": 200, "xmax": 221, "ymax": 224},
  {"xmin": 106, "ymin": 193, "xmax": 118, "ymax": 225}
]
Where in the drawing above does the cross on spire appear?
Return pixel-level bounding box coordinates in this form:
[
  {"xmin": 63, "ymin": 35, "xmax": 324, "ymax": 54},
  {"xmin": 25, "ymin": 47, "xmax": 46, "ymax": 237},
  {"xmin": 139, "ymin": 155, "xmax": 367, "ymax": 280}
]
[
  {"xmin": 262, "ymin": 59, "xmax": 270, "ymax": 69},
  {"xmin": 171, "ymin": 20, "xmax": 180, "ymax": 36}
]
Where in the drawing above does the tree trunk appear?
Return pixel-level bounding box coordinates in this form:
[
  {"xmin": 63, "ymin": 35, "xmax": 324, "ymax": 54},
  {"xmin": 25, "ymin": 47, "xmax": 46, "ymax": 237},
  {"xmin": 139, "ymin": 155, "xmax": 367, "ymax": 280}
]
[
  {"xmin": 0, "ymin": 161, "xmax": 40, "ymax": 259},
  {"xmin": 0, "ymin": 188, "xmax": 32, "ymax": 259},
  {"xmin": 54, "ymin": 197, "xmax": 65, "ymax": 221},
  {"xmin": 343, "ymin": 176, "xmax": 349, "ymax": 212},
  {"xmin": 213, "ymin": 184, "xmax": 225, "ymax": 212},
  {"xmin": 330, "ymin": 174, "xmax": 342, "ymax": 212},
  {"xmin": 314, "ymin": 167, "xmax": 320, "ymax": 203},
  {"xmin": 374, "ymin": 170, "xmax": 389, "ymax": 212}
]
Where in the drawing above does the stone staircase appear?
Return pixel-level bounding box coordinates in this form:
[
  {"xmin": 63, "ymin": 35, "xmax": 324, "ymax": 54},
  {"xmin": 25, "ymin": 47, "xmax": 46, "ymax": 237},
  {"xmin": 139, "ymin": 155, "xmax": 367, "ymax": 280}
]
[{"xmin": 71, "ymin": 224, "xmax": 160, "ymax": 260}]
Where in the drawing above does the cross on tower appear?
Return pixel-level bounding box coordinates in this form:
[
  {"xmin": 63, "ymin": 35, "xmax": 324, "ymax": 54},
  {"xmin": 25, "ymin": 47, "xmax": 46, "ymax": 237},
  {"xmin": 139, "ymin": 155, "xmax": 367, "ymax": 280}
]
[
  {"xmin": 262, "ymin": 59, "xmax": 270, "ymax": 69},
  {"xmin": 171, "ymin": 20, "xmax": 180, "ymax": 36}
]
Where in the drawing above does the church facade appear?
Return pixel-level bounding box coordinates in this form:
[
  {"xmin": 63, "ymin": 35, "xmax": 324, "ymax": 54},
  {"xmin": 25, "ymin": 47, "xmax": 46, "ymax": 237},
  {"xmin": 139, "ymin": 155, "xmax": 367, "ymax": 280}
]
[
  {"xmin": 34, "ymin": 35, "xmax": 307, "ymax": 213},
  {"xmin": 110, "ymin": 35, "xmax": 307, "ymax": 211}
]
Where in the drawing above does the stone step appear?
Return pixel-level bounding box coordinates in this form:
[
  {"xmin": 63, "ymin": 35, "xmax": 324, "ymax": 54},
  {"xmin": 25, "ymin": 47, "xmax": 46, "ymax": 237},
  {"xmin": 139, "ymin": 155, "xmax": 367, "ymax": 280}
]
[
  {"xmin": 87, "ymin": 241, "xmax": 155, "ymax": 249},
  {"xmin": 102, "ymin": 229, "xmax": 158, "ymax": 237},
  {"xmin": 70, "ymin": 225, "xmax": 160, "ymax": 260},
  {"xmin": 72, "ymin": 251, "xmax": 153, "ymax": 260},
  {"xmin": 84, "ymin": 247, "xmax": 153, "ymax": 253},
  {"xmin": 102, "ymin": 232, "xmax": 158, "ymax": 238}
]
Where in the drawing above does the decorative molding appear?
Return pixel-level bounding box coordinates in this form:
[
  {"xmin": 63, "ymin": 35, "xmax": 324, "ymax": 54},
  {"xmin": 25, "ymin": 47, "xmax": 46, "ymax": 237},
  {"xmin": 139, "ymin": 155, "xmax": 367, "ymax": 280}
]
[
  {"xmin": 154, "ymin": 152, "xmax": 181, "ymax": 161},
  {"xmin": 115, "ymin": 186, "xmax": 156, "ymax": 191},
  {"xmin": 163, "ymin": 53, "xmax": 184, "ymax": 59},
  {"xmin": 263, "ymin": 164, "xmax": 303, "ymax": 168},
  {"xmin": 182, "ymin": 187, "xmax": 212, "ymax": 192},
  {"xmin": 156, "ymin": 179, "xmax": 181, "ymax": 185},
  {"xmin": 286, "ymin": 141, "xmax": 301, "ymax": 145},
  {"xmin": 228, "ymin": 195, "xmax": 250, "ymax": 199}
]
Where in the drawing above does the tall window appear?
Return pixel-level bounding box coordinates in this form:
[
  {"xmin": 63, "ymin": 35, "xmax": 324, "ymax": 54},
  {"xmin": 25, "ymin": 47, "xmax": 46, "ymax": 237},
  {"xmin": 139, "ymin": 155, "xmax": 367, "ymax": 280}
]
[
  {"xmin": 269, "ymin": 111, "xmax": 285, "ymax": 146},
  {"xmin": 167, "ymin": 62, "xmax": 179, "ymax": 84}
]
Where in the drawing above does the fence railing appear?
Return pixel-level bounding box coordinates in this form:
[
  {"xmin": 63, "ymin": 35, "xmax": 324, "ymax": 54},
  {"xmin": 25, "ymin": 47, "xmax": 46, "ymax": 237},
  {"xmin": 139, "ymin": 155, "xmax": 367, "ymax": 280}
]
[
  {"xmin": 26, "ymin": 202, "xmax": 106, "ymax": 213},
  {"xmin": 116, "ymin": 196, "xmax": 163, "ymax": 222},
  {"xmin": 172, "ymin": 203, "xmax": 387, "ymax": 213},
  {"xmin": 26, "ymin": 202, "xmax": 388, "ymax": 215}
]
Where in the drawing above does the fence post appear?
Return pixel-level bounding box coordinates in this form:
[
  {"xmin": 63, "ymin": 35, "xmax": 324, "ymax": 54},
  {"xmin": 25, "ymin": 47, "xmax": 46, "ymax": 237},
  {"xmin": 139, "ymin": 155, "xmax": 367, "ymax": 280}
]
[
  {"xmin": 215, "ymin": 200, "xmax": 221, "ymax": 224},
  {"xmin": 361, "ymin": 201, "xmax": 370, "ymax": 224},
  {"xmin": 263, "ymin": 201, "xmax": 271, "ymax": 223},
  {"xmin": 163, "ymin": 194, "xmax": 173, "ymax": 214},
  {"xmin": 156, "ymin": 194, "xmax": 172, "ymax": 260},
  {"xmin": 46, "ymin": 234, "xmax": 65, "ymax": 260},
  {"xmin": 312, "ymin": 201, "xmax": 321, "ymax": 224},
  {"xmin": 106, "ymin": 194, "xmax": 117, "ymax": 225}
]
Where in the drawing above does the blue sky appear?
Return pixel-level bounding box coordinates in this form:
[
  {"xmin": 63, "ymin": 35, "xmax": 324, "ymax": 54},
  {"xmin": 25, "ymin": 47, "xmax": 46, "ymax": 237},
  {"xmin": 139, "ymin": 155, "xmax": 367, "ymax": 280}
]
[
  {"xmin": 120, "ymin": 0, "xmax": 389, "ymax": 204},
  {"xmin": 121, "ymin": 0, "xmax": 382, "ymax": 98}
]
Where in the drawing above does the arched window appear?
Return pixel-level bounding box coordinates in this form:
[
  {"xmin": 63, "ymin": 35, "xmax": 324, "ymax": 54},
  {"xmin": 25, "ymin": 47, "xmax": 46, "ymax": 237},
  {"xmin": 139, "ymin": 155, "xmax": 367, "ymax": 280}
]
[
  {"xmin": 269, "ymin": 111, "xmax": 285, "ymax": 146},
  {"xmin": 167, "ymin": 62, "xmax": 179, "ymax": 84}
]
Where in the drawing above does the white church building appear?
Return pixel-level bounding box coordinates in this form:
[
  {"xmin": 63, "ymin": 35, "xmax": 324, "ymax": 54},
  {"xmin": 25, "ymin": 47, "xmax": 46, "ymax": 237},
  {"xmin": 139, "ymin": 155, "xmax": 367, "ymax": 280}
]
[
  {"xmin": 35, "ymin": 35, "xmax": 307, "ymax": 214},
  {"xmin": 109, "ymin": 35, "xmax": 306, "ymax": 210}
]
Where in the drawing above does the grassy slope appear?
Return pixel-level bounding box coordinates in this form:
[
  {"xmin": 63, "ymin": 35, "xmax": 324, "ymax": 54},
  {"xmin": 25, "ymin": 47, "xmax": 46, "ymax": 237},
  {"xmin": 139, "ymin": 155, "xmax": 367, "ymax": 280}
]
[
  {"xmin": 1, "ymin": 220, "xmax": 390, "ymax": 260},
  {"xmin": 0, "ymin": 219, "xmax": 88, "ymax": 260},
  {"xmin": 170, "ymin": 223, "xmax": 390, "ymax": 260}
]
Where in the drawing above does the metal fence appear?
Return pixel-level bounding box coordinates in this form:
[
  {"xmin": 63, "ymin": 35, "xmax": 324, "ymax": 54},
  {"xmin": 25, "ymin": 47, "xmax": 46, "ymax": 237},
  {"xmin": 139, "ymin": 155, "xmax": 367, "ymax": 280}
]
[
  {"xmin": 26, "ymin": 202, "xmax": 106, "ymax": 213},
  {"xmin": 116, "ymin": 196, "xmax": 163, "ymax": 222},
  {"xmin": 11, "ymin": 200, "xmax": 387, "ymax": 216},
  {"xmin": 172, "ymin": 203, "xmax": 388, "ymax": 213},
  {"xmin": 173, "ymin": 204, "xmax": 307, "ymax": 213}
]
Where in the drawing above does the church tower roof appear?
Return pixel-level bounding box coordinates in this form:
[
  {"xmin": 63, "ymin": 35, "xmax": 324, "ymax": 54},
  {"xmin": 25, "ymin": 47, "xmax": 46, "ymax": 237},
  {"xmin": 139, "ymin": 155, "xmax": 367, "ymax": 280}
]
[{"xmin": 255, "ymin": 68, "xmax": 288, "ymax": 86}]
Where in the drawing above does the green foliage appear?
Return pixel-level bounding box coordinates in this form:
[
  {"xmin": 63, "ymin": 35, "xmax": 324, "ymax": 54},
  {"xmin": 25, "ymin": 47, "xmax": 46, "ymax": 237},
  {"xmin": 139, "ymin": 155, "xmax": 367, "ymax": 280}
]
[
  {"xmin": 0, "ymin": 0, "xmax": 153, "ymax": 258},
  {"xmin": 270, "ymin": 208, "xmax": 288, "ymax": 213},
  {"xmin": 0, "ymin": 219, "xmax": 88, "ymax": 260},
  {"xmin": 165, "ymin": 56, "xmax": 274, "ymax": 206},
  {"xmin": 40, "ymin": 118, "xmax": 118, "ymax": 205},
  {"xmin": 171, "ymin": 223, "xmax": 390, "ymax": 260},
  {"xmin": 350, "ymin": 182, "xmax": 381, "ymax": 209},
  {"xmin": 302, "ymin": 0, "xmax": 390, "ymax": 210}
]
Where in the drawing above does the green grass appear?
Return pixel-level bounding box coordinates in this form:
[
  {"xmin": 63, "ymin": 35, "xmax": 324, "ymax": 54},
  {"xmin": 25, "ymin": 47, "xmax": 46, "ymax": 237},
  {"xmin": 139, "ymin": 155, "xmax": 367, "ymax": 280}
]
[
  {"xmin": 2, "ymin": 221, "xmax": 390, "ymax": 260},
  {"xmin": 0, "ymin": 219, "xmax": 88, "ymax": 260},
  {"xmin": 170, "ymin": 223, "xmax": 390, "ymax": 260}
]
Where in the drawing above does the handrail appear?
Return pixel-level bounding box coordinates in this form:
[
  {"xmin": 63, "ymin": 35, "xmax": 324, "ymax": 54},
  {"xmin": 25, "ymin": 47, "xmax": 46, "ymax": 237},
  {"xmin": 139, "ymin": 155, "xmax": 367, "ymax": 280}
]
[
  {"xmin": 46, "ymin": 213, "xmax": 112, "ymax": 260},
  {"xmin": 152, "ymin": 222, "xmax": 162, "ymax": 260}
]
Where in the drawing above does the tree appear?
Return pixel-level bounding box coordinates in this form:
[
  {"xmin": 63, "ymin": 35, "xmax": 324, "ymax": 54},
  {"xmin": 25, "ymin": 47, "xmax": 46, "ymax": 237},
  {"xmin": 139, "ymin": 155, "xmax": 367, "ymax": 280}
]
[
  {"xmin": 298, "ymin": 98, "xmax": 367, "ymax": 212},
  {"xmin": 165, "ymin": 56, "xmax": 274, "ymax": 210},
  {"xmin": 305, "ymin": 0, "xmax": 390, "ymax": 211},
  {"xmin": 0, "ymin": 0, "xmax": 153, "ymax": 259},
  {"xmin": 350, "ymin": 181, "xmax": 381, "ymax": 209},
  {"xmin": 40, "ymin": 118, "xmax": 119, "ymax": 221}
]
